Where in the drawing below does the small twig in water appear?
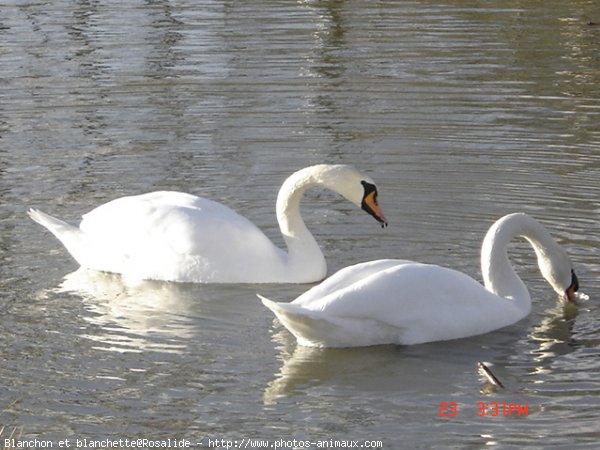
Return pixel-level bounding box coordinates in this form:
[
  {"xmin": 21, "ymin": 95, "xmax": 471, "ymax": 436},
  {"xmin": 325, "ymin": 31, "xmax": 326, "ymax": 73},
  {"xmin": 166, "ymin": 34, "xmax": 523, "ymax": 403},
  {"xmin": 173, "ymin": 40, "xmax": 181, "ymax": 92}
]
[{"xmin": 478, "ymin": 361, "xmax": 504, "ymax": 389}]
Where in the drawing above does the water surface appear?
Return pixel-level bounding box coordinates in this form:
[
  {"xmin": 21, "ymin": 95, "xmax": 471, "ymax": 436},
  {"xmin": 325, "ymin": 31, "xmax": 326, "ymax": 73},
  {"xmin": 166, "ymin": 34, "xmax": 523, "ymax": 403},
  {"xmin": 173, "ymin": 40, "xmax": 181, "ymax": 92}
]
[{"xmin": 1, "ymin": 0, "xmax": 600, "ymax": 448}]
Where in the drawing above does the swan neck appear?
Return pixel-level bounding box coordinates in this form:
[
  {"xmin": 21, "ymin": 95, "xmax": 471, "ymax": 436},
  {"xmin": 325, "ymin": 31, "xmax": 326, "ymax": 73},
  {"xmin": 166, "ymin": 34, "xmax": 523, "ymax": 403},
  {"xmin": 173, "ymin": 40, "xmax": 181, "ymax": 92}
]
[
  {"xmin": 480, "ymin": 214, "xmax": 549, "ymax": 309},
  {"xmin": 275, "ymin": 167, "xmax": 327, "ymax": 275},
  {"xmin": 482, "ymin": 213, "xmax": 572, "ymax": 310}
]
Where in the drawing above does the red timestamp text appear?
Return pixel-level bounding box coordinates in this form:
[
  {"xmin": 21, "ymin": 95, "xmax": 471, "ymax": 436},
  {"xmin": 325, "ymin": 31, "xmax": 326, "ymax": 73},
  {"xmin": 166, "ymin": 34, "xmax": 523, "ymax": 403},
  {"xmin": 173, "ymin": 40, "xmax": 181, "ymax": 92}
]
[{"xmin": 438, "ymin": 401, "xmax": 529, "ymax": 418}]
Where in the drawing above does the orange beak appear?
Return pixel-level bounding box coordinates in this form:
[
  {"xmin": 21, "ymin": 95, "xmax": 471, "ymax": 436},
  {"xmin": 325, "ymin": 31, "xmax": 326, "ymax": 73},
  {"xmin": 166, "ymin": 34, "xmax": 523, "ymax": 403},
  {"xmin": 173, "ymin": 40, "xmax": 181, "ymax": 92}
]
[{"xmin": 362, "ymin": 191, "xmax": 388, "ymax": 228}]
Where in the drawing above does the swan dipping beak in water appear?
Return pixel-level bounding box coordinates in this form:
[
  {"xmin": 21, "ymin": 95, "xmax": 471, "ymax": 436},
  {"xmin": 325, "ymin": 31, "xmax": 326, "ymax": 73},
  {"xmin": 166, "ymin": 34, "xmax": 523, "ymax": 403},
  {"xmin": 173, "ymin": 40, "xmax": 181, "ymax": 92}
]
[{"xmin": 260, "ymin": 213, "xmax": 584, "ymax": 348}]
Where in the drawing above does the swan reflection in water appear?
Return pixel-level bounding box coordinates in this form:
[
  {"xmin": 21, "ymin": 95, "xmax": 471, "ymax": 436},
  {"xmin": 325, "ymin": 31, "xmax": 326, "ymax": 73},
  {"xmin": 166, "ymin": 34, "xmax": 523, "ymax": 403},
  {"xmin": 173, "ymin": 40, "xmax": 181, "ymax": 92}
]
[
  {"xmin": 531, "ymin": 303, "xmax": 580, "ymax": 364},
  {"xmin": 264, "ymin": 292, "xmax": 592, "ymax": 405},
  {"xmin": 57, "ymin": 268, "xmax": 197, "ymax": 353},
  {"xmin": 528, "ymin": 296, "xmax": 594, "ymax": 375},
  {"xmin": 262, "ymin": 328, "xmax": 511, "ymax": 406},
  {"xmin": 263, "ymin": 329, "xmax": 405, "ymax": 405}
]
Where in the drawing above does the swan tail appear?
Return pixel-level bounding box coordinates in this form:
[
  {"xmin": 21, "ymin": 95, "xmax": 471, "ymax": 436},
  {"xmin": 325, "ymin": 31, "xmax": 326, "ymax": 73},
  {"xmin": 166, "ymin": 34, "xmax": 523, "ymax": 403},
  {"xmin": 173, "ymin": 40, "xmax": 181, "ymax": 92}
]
[
  {"xmin": 258, "ymin": 294, "xmax": 338, "ymax": 348},
  {"xmin": 28, "ymin": 208, "xmax": 85, "ymax": 263}
]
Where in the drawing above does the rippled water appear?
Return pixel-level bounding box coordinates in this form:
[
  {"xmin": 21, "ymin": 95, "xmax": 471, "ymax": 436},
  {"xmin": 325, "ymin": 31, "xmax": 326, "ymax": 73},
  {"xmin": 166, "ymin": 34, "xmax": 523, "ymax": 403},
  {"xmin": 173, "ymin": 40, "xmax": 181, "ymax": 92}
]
[{"xmin": 1, "ymin": 0, "xmax": 600, "ymax": 448}]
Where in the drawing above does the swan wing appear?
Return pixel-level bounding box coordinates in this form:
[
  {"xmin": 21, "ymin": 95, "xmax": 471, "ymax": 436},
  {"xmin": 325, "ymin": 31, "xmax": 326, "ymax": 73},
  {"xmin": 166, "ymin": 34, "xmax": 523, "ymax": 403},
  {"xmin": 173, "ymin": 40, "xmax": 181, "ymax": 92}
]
[
  {"xmin": 80, "ymin": 191, "xmax": 266, "ymax": 252},
  {"xmin": 316, "ymin": 263, "xmax": 523, "ymax": 343},
  {"xmin": 78, "ymin": 192, "xmax": 284, "ymax": 281},
  {"xmin": 263, "ymin": 262, "xmax": 526, "ymax": 347},
  {"xmin": 294, "ymin": 259, "xmax": 413, "ymax": 307},
  {"xmin": 260, "ymin": 292, "xmax": 417, "ymax": 348}
]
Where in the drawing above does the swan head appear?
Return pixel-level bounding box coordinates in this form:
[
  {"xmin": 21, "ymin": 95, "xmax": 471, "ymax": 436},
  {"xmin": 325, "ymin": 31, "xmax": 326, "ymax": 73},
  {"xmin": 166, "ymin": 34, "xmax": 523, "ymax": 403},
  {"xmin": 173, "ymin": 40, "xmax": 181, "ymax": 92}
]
[
  {"xmin": 320, "ymin": 165, "xmax": 388, "ymax": 227},
  {"xmin": 536, "ymin": 246, "xmax": 579, "ymax": 303},
  {"xmin": 297, "ymin": 164, "xmax": 388, "ymax": 226},
  {"xmin": 277, "ymin": 164, "xmax": 388, "ymax": 234}
]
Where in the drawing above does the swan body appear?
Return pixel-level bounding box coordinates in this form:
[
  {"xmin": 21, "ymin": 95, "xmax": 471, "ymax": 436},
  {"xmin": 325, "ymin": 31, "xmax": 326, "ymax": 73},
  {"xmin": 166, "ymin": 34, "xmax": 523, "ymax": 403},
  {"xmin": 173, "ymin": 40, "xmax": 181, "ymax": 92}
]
[
  {"xmin": 29, "ymin": 164, "xmax": 387, "ymax": 283},
  {"xmin": 260, "ymin": 213, "xmax": 580, "ymax": 347}
]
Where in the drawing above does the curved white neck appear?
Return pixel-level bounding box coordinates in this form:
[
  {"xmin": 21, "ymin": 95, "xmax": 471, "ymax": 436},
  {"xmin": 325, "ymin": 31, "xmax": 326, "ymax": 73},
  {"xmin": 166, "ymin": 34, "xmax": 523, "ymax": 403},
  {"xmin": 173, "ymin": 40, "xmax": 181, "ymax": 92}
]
[
  {"xmin": 275, "ymin": 167, "xmax": 329, "ymax": 277},
  {"xmin": 480, "ymin": 213, "xmax": 563, "ymax": 313}
]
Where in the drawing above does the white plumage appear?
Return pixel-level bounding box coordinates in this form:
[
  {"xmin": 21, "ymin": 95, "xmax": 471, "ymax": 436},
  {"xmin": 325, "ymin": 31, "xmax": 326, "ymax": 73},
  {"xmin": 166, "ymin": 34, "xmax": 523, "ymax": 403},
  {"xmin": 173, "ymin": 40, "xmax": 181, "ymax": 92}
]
[
  {"xmin": 260, "ymin": 213, "xmax": 580, "ymax": 347},
  {"xmin": 29, "ymin": 164, "xmax": 386, "ymax": 283}
]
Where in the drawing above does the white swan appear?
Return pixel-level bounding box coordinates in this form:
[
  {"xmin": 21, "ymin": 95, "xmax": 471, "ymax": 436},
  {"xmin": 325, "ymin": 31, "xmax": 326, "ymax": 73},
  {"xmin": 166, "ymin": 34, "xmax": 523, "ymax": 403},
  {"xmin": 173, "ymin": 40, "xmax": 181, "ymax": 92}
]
[
  {"xmin": 259, "ymin": 213, "xmax": 581, "ymax": 347},
  {"xmin": 28, "ymin": 164, "xmax": 387, "ymax": 283}
]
